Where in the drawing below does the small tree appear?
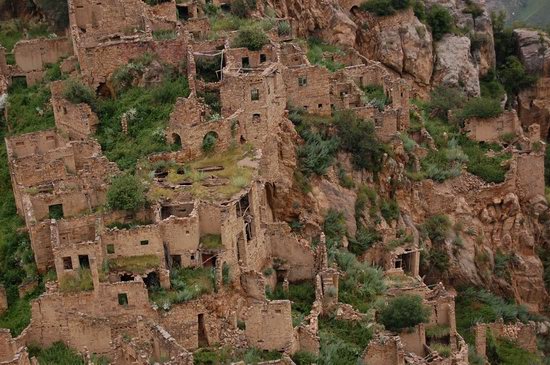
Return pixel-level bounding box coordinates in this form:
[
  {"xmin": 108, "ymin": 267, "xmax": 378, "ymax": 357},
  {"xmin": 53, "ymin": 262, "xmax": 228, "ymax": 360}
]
[
  {"xmin": 232, "ymin": 25, "xmax": 269, "ymax": 51},
  {"xmin": 107, "ymin": 174, "xmax": 146, "ymax": 212},
  {"xmin": 427, "ymin": 5, "xmax": 453, "ymax": 41},
  {"xmin": 379, "ymin": 295, "xmax": 430, "ymax": 332}
]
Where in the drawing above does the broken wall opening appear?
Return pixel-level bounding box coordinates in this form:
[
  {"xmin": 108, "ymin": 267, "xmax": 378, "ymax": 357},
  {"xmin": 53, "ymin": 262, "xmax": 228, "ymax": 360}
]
[{"xmin": 195, "ymin": 53, "xmax": 224, "ymax": 83}]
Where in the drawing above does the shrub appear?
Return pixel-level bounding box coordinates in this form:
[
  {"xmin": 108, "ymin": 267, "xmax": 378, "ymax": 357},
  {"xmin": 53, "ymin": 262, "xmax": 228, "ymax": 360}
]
[
  {"xmin": 277, "ymin": 21, "xmax": 292, "ymax": 36},
  {"xmin": 498, "ymin": 56, "xmax": 537, "ymax": 97},
  {"xmin": 202, "ymin": 132, "xmax": 218, "ymax": 153},
  {"xmin": 232, "ymin": 25, "xmax": 268, "ymax": 51},
  {"xmin": 349, "ymin": 226, "xmax": 381, "ymax": 256},
  {"xmin": 421, "ymin": 214, "xmax": 451, "ymax": 244},
  {"xmin": 59, "ymin": 269, "xmax": 94, "ymax": 293},
  {"xmin": 107, "ymin": 174, "xmax": 147, "ymax": 212},
  {"xmin": 28, "ymin": 342, "xmax": 85, "ymax": 365},
  {"xmin": 63, "ymin": 79, "xmax": 96, "ymax": 109},
  {"xmin": 292, "ymin": 351, "xmax": 318, "ymax": 365},
  {"xmin": 360, "ymin": 0, "xmax": 410, "ymax": 16},
  {"xmin": 380, "ymin": 199, "xmax": 399, "ymax": 222},
  {"xmin": 427, "ymin": 5, "xmax": 453, "ymax": 41},
  {"xmin": 462, "ymin": 0, "xmax": 484, "ymax": 18},
  {"xmin": 324, "ymin": 209, "xmax": 347, "ymax": 249},
  {"xmin": 334, "ymin": 110, "xmax": 386, "ymax": 173},
  {"xmin": 297, "ymin": 129, "xmax": 338, "ymax": 176},
  {"xmin": 378, "ymin": 295, "xmax": 430, "ymax": 332},
  {"xmin": 456, "ymin": 97, "xmax": 503, "ymax": 122},
  {"xmin": 427, "ymin": 86, "xmax": 466, "ymax": 120}
]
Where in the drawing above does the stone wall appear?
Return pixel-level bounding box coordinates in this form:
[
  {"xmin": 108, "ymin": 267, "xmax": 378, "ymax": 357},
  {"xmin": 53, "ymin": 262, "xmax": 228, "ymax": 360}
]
[
  {"xmin": 244, "ymin": 300, "xmax": 295, "ymax": 352},
  {"xmin": 282, "ymin": 65, "xmax": 331, "ymax": 115},
  {"xmin": 12, "ymin": 38, "xmax": 73, "ymax": 85},
  {"xmin": 464, "ymin": 110, "xmax": 521, "ymax": 143},
  {"xmin": 361, "ymin": 334, "xmax": 405, "ymax": 365},
  {"xmin": 51, "ymin": 80, "xmax": 100, "ymax": 140}
]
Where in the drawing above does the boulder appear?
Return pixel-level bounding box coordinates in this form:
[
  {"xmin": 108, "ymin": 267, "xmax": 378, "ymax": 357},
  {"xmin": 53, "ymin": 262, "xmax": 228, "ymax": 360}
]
[
  {"xmin": 514, "ymin": 28, "xmax": 550, "ymax": 76},
  {"xmin": 434, "ymin": 35, "xmax": 480, "ymax": 96}
]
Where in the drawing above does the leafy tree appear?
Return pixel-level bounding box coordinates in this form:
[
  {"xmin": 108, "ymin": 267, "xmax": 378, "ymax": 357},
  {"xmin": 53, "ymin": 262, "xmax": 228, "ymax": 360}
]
[
  {"xmin": 498, "ymin": 56, "xmax": 537, "ymax": 97},
  {"xmin": 379, "ymin": 295, "xmax": 430, "ymax": 332},
  {"xmin": 232, "ymin": 25, "xmax": 269, "ymax": 51},
  {"xmin": 107, "ymin": 174, "xmax": 146, "ymax": 212},
  {"xmin": 427, "ymin": 4, "xmax": 453, "ymax": 41}
]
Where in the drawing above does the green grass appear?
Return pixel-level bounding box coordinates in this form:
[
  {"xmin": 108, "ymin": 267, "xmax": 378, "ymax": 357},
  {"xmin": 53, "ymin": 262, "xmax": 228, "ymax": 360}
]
[
  {"xmin": 0, "ymin": 20, "xmax": 51, "ymax": 53},
  {"xmin": 28, "ymin": 341, "xmax": 85, "ymax": 365},
  {"xmin": 96, "ymin": 73, "xmax": 190, "ymax": 171},
  {"xmin": 193, "ymin": 347, "xmax": 282, "ymax": 365},
  {"xmin": 107, "ymin": 255, "xmax": 160, "ymax": 274},
  {"xmin": 306, "ymin": 37, "xmax": 344, "ymax": 72},
  {"xmin": 200, "ymin": 234, "xmax": 223, "ymax": 249},
  {"xmin": 59, "ymin": 268, "xmax": 94, "ymax": 293},
  {"xmin": 318, "ymin": 317, "xmax": 372, "ymax": 365},
  {"xmin": 150, "ymin": 267, "xmax": 215, "ymax": 310}
]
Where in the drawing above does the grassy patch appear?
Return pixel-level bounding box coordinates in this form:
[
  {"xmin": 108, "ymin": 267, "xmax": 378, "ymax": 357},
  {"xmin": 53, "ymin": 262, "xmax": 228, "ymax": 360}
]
[
  {"xmin": 59, "ymin": 268, "xmax": 94, "ymax": 293},
  {"xmin": 306, "ymin": 37, "xmax": 344, "ymax": 72},
  {"xmin": 96, "ymin": 70, "xmax": 189, "ymax": 171},
  {"xmin": 318, "ymin": 317, "xmax": 372, "ymax": 365},
  {"xmin": 107, "ymin": 255, "xmax": 160, "ymax": 274},
  {"xmin": 28, "ymin": 341, "xmax": 84, "ymax": 365},
  {"xmin": 150, "ymin": 267, "xmax": 215, "ymax": 310},
  {"xmin": 200, "ymin": 234, "xmax": 222, "ymax": 249}
]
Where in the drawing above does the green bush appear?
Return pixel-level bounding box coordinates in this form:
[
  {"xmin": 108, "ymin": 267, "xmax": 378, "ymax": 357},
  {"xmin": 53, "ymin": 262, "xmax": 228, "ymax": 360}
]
[
  {"xmin": 306, "ymin": 37, "xmax": 345, "ymax": 72},
  {"xmin": 378, "ymin": 295, "xmax": 430, "ymax": 332},
  {"xmin": 232, "ymin": 25, "xmax": 268, "ymax": 51},
  {"xmin": 349, "ymin": 225, "xmax": 381, "ymax": 256},
  {"xmin": 427, "ymin": 5, "xmax": 454, "ymax": 41},
  {"xmin": 421, "ymin": 214, "xmax": 451, "ymax": 244},
  {"xmin": 456, "ymin": 97, "xmax": 503, "ymax": 122},
  {"xmin": 498, "ymin": 56, "xmax": 538, "ymax": 97},
  {"xmin": 360, "ymin": 0, "xmax": 411, "ymax": 16},
  {"xmin": 297, "ymin": 129, "xmax": 338, "ymax": 177},
  {"xmin": 427, "ymin": 86, "xmax": 466, "ymax": 121},
  {"xmin": 324, "ymin": 209, "xmax": 347, "ymax": 249},
  {"xmin": 292, "ymin": 351, "xmax": 318, "ymax": 365},
  {"xmin": 318, "ymin": 318, "xmax": 372, "ymax": 365},
  {"xmin": 62, "ymin": 79, "xmax": 96, "ymax": 110},
  {"xmin": 380, "ymin": 199, "xmax": 399, "ymax": 222},
  {"xmin": 28, "ymin": 342, "xmax": 85, "ymax": 365},
  {"xmin": 277, "ymin": 21, "xmax": 292, "ymax": 36},
  {"xmin": 334, "ymin": 110, "xmax": 386, "ymax": 174},
  {"xmin": 462, "ymin": 0, "xmax": 484, "ymax": 18},
  {"xmin": 202, "ymin": 132, "xmax": 218, "ymax": 153},
  {"xmin": 107, "ymin": 174, "xmax": 146, "ymax": 212}
]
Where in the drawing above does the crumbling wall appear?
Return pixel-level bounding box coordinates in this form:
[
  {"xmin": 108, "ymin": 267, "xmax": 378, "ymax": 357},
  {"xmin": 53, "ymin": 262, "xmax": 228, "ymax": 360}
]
[
  {"xmin": 12, "ymin": 38, "xmax": 73, "ymax": 85},
  {"xmin": 516, "ymin": 151, "xmax": 545, "ymax": 201},
  {"xmin": 266, "ymin": 223, "xmax": 315, "ymax": 281},
  {"xmin": 361, "ymin": 334, "xmax": 405, "ymax": 365},
  {"xmin": 398, "ymin": 324, "xmax": 426, "ymax": 357},
  {"xmin": 51, "ymin": 80, "xmax": 100, "ymax": 140},
  {"xmin": 244, "ymin": 300, "xmax": 295, "ymax": 352},
  {"xmin": 464, "ymin": 110, "xmax": 521, "ymax": 143}
]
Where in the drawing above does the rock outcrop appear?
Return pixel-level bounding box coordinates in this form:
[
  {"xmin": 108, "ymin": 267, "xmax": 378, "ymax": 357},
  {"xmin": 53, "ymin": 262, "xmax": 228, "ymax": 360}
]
[
  {"xmin": 433, "ymin": 35, "xmax": 480, "ymax": 96},
  {"xmin": 514, "ymin": 28, "xmax": 550, "ymax": 76},
  {"xmin": 261, "ymin": 0, "xmax": 357, "ymax": 46}
]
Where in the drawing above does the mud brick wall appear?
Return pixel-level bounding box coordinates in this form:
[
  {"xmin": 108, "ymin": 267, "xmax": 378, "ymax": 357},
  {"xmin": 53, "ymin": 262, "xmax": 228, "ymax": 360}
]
[
  {"xmin": 244, "ymin": 300, "xmax": 294, "ymax": 351},
  {"xmin": 282, "ymin": 65, "xmax": 331, "ymax": 116}
]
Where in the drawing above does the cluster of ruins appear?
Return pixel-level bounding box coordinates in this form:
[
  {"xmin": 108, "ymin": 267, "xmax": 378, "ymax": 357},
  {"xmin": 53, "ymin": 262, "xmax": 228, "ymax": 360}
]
[{"xmin": 0, "ymin": 0, "xmax": 545, "ymax": 364}]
